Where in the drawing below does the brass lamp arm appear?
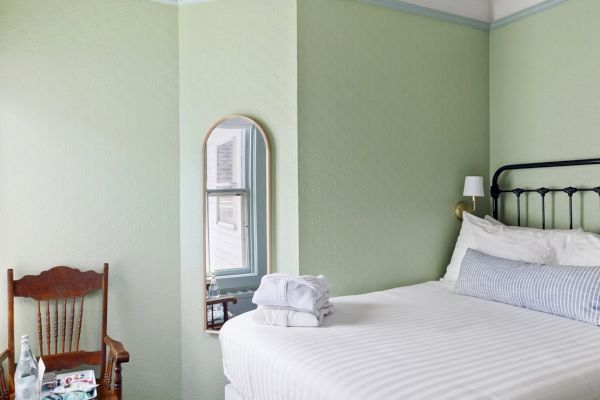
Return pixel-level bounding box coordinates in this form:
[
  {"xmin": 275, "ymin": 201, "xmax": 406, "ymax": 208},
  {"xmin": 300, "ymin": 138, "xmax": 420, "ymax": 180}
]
[{"xmin": 454, "ymin": 196, "xmax": 476, "ymax": 220}]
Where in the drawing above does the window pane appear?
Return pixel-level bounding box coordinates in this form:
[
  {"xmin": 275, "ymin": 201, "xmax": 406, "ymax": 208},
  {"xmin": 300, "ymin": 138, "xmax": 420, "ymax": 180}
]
[
  {"xmin": 217, "ymin": 196, "xmax": 235, "ymax": 225},
  {"xmin": 206, "ymin": 128, "xmax": 246, "ymax": 190},
  {"xmin": 207, "ymin": 194, "xmax": 248, "ymax": 272}
]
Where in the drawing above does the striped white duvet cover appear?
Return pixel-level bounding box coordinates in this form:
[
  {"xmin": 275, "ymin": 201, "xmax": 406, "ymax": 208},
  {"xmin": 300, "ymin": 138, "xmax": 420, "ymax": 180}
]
[{"xmin": 220, "ymin": 281, "xmax": 600, "ymax": 400}]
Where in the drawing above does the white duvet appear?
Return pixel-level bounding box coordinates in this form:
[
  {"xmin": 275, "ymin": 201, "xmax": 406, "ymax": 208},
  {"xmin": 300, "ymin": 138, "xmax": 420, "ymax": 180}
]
[{"xmin": 220, "ymin": 281, "xmax": 600, "ymax": 400}]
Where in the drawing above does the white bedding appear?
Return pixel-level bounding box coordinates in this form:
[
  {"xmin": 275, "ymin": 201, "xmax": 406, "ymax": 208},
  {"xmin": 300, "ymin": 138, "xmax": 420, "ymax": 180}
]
[{"xmin": 220, "ymin": 281, "xmax": 600, "ymax": 400}]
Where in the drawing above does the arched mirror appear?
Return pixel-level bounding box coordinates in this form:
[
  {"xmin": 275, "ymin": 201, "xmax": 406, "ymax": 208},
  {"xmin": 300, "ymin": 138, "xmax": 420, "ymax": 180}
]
[{"xmin": 202, "ymin": 115, "xmax": 271, "ymax": 333}]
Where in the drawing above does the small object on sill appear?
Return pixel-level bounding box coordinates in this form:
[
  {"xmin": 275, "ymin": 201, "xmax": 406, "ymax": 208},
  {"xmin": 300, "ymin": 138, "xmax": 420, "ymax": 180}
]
[{"xmin": 206, "ymin": 294, "xmax": 238, "ymax": 331}]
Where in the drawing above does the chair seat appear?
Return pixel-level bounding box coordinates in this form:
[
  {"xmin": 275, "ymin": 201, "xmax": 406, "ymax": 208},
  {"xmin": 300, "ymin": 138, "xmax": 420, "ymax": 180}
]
[{"xmin": 9, "ymin": 389, "xmax": 118, "ymax": 400}]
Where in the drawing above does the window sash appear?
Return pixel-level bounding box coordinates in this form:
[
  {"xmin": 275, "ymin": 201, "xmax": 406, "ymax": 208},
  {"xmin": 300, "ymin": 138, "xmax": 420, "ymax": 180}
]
[
  {"xmin": 206, "ymin": 191, "xmax": 251, "ymax": 276},
  {"xmin": 206, "ymin": 137, "xmax": 254, "ymax": 279}
]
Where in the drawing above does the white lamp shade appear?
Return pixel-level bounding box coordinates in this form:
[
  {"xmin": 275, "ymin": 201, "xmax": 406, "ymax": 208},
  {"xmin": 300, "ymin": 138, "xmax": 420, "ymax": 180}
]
[{"xmin": 463, "ymin": 176, "xmax": 484, "ymax": 197}]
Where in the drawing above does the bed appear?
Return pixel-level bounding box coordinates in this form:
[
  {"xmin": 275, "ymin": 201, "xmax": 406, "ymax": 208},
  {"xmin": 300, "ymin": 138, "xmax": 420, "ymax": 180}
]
[{"xmin": 220, "ymin": 158, "xmax": 600, "ymax": 400}]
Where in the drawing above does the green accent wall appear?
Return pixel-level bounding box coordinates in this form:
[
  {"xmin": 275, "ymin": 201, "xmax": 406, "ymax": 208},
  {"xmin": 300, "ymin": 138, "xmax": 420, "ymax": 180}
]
[
  {"xmin": 178, "ymin": 1, "xmax": 298, "ymax": 399},
  {"xmin": 0, "ymin": 0, "xmax": 181, "ymax": 398},
  {"xmin": 297, "ymin": 0, "xmax": 490, "ymax": 296},
  {"xmin": 490, "ymin": 0, "xmax": 600, "ymax": 229}
]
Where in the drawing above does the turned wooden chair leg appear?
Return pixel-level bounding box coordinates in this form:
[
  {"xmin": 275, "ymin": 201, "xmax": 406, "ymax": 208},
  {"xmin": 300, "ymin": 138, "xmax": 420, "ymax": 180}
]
[{"xmin": 114, "ymin": 362, "xmax": 123, "ymax": 399}]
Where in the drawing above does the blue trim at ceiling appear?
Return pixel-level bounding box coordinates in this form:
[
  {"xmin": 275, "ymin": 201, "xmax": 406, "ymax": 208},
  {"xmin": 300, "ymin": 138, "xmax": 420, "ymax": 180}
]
[
  {"xmin": 359, "ymin": 0, "xmax": 489, "ymax": 31},
  {"xmin": 359, "ymin": 0, "xmax": 570, "ymax": 31},
  {"xmin": 491, "ymin": 0, "xmax": 568, "ymax": 29}
]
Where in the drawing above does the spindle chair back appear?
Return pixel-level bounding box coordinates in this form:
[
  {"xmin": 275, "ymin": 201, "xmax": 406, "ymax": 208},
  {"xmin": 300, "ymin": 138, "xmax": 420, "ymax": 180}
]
[{"xmin": 2, "ymin": 264, "xmax": 128, "ymax": 399}]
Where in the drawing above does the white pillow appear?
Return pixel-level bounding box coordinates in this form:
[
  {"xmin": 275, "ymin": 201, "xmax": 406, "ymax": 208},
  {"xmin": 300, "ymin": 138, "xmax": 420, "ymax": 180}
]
[
  {"xmin": 484, "ymin": 215, "xmax": 503, "ymax": 225},
  {"xmin": 560, "ymin": 230, "xmax": 600, "ymax": 266},
  {"xmin": 484, "ymin": 214, "xmax": 581, "ymax": 234},
  {"xmin": 443, "ymin": 213, "xmax": 574, "ymax": 281}
]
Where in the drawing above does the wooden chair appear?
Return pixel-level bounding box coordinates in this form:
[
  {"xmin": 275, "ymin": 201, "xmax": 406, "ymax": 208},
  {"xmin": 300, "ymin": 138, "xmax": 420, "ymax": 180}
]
[{"xmin": 0, "ymin": 264, "xmax": 129, "ymax": 400}]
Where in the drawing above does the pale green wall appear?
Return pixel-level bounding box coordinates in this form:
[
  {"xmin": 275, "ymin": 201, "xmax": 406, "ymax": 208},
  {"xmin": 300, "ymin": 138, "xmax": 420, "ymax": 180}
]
[
  {"xmin": 178, "ymin": 1, "xmax": 298, "ymax": 399},
  {"xmin": 0, "ymin": 0, "xmax": 181, "ymax": 398},
  {"xmin": 490, "ymin": 0, "xmax": 600, "ymax": 229},
  {"xmin": 5, "ymin": 0, "xmax": 591, "ymax": 399},
  {"xmin": 297, "ymin": 0, "xmax": 490, "ymax": 295}
]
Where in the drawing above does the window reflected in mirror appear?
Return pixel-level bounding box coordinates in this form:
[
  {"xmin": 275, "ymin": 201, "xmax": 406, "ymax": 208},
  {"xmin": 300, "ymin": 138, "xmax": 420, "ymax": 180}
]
[{"xmin": 203, "ymin": 116, "xmax": 270, "ymax": 332}]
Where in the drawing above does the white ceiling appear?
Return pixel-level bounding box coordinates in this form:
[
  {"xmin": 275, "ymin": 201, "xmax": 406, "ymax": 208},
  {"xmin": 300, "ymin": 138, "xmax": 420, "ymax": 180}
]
[{"xmin": 390, "ymin": 0, "xmax": 548, "ymax": 23}]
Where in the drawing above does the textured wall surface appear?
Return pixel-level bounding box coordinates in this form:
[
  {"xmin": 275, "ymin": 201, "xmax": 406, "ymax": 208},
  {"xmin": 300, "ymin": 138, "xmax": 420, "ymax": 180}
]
[
  {"xmin": 0, "ymin": 0, "xmax": 181, "ymax": 398},
  {"xmin": 490, "ymin": 0, "xmax": 600, "ymax": 229},
  {"xmin": 4, "ymin": 0, "xmax": 594, "ymax": 398},
  {"xmin": 178, "ymin": 1, "xmax": 298, "ymax": 399},
  {"xmin": 297, "ymin": 0, "xmax": 490, "ymax": 296}
]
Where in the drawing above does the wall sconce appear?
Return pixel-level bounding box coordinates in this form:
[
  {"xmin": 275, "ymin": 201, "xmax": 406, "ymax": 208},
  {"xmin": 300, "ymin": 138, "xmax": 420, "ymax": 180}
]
[{"xmin": 454, "ymin": 176, "xmax": 484, "ymax": 220}]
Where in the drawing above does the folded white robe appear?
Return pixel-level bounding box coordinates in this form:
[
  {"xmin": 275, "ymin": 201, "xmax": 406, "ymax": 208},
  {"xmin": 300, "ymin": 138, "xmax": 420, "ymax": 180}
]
[
  {"xmin": 252, "ymin": 273, "xmax": 331, "ymax": 314},
  {"xmin": 253, "ymin": 303, "xmax": 334, "ymax": 327}
]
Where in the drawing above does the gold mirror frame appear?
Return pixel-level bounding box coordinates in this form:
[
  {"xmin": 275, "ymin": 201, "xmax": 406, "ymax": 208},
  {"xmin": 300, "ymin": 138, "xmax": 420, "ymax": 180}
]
[{"xmin": 202, "ymin": 115, "xmax": 272, "ymax": 334}]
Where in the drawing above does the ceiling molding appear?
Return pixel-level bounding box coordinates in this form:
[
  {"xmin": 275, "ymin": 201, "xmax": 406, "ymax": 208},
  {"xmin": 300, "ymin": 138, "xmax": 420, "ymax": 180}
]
[
  {"xmin": 371, "ymin": 0, "xmax": 493, "ymax": 22},
  {"xmin": 359, "ymin": 0, "xmax": 490, "ymax": 31},
  {"xmin": 491, "ymin": 0, "xmax": 568, "ymax": 29},
  {"xmin": 149, "ymin": 0, "xmax": 570, "ymax": 31},
  {"xmin": 360, "ymin": 0, "xmax": 569, "ymax": 30}
]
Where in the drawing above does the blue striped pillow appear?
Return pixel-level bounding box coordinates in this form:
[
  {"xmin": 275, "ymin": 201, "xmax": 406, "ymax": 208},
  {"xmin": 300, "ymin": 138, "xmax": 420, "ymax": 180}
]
[{"xmin": 456, "ymin": 248, "xmax": 600, "ymax": 326}]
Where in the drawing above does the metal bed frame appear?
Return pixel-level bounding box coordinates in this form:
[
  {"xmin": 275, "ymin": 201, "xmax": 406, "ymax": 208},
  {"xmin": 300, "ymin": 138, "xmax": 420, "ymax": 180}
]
[{"xmin": 491, "ymin": 158, "xmax": 600, "ymax": 229}]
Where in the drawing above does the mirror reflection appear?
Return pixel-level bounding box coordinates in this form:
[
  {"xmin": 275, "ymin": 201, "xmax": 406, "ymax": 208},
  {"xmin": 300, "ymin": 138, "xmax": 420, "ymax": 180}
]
[{"xmin": 203, "ymin": 116, "xmax": 270, "ymax": 332}]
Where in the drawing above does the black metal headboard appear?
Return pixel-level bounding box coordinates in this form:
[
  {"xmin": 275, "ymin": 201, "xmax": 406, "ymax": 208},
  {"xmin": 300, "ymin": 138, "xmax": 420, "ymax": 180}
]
[{"xmin": 491, "ymin": 158, "xmax": 600, "ymax": 229}]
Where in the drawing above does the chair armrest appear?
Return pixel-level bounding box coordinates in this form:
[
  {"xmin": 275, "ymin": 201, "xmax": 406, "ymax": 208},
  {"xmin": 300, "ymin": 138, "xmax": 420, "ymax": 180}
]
[
  {"xmin": 0, "ymin": 350, "xmax": 8, "ymax": 364},
  {"xmin": 102, "ymin": 336, "xmax": 129, "ymax": 400},
  {"xmin": 104, "ymin": 336, "xmax": 129, "ymax": 363},
  {"xmin": 206, "ymin": 295, "xmax": 237, "ymax": 306}
]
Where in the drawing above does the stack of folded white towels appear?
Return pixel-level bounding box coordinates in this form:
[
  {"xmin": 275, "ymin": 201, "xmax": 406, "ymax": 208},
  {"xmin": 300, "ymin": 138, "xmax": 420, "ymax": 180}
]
[{"xmin": 252, "ymin": 273, "xmax": 334, "ymax": 327}]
